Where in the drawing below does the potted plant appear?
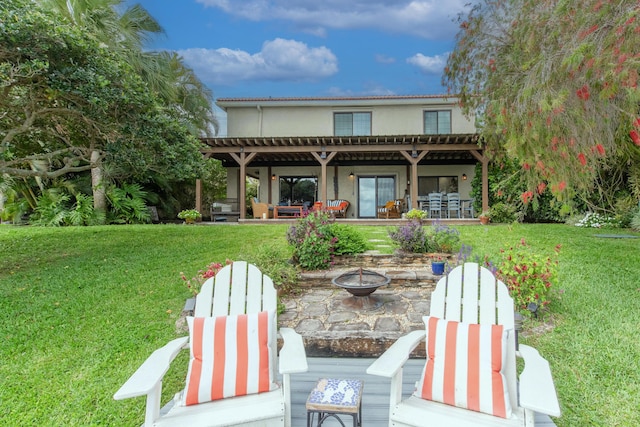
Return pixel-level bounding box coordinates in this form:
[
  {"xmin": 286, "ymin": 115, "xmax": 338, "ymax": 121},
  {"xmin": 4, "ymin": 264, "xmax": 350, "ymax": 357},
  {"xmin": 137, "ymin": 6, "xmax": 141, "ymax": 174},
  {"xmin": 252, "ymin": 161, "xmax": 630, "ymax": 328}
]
[
  {"xmin": 405, "ymin": 208, "xmax": 427, "ymax": 221},
  {"xmin": 177, "ymin": 209, "xmax": 202, "ymax": 224},
  {"xmin": 479, "ymin": 210, "xmax": 491, "ymax": 225},
  {"xmin": 431, "ymin": 256, "xmax": 446, "ymax": 275}
]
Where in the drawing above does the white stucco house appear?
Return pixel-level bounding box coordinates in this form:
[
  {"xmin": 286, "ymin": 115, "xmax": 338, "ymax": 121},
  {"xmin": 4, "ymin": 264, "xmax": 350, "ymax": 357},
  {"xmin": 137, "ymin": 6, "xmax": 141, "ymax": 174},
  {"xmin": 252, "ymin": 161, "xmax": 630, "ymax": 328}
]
[{"xmin": 200, "ymin": 95, "xmax": 489, "ymax": 220}]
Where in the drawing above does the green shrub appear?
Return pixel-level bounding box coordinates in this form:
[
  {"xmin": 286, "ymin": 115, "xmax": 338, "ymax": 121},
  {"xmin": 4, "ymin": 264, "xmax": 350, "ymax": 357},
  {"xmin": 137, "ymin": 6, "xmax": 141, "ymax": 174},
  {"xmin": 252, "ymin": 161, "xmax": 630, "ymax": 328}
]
[
  {"xmin": 388, "ymin": 220, "xmax": 461, "ymax": 254},
  {"xmin": 405, "ymin": 208, "xmax": 427, "ymax": 220},
  {"xmin": 106, "ymin": 183, "xmax": 151, "ymax": 224},
  {"xmin": 489, "ymin": 202, "xmax": 519, "ymax": 224},
  {"xmin": 573, "ymin": 212, "xmax": 623, "ymax": 228},
  {"xmin": 388, "ymin": 220, "xmax": 427, "ymax": 253},
  {"xmin": 286, "ymin": 211, "xmax": 336, "ymax": 270},
  {"xmin": 427, "ymin": 223, "xmax": 461, "ymax": 253},
  {"xmin": 494, "ymin": 239, "xmax": 561, "ymax": 316},
  {"xmin": 243, "ymin": 245, "xmax": 299, "ymax": 298},
  {"xmin": 631, "ymin": 208, "xmax": 640, "ymax": 231},
  {"xmin": 329, "ymin": 223, "xmax": 370, "ymax": 255}
]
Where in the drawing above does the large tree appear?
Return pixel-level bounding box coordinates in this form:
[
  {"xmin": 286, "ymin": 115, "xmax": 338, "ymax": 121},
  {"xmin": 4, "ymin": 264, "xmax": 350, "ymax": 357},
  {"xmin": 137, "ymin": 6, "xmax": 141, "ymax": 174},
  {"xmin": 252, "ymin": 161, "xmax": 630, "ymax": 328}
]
[
  {"xmin": 39, "ymin": 0, "xmax": 218, "ymax": 214},
  {"xmin": 444, "ymin": 0, "xmax": 640, "ymax": 205},
  {"xmin": 0, "ymin": 1, "xmax": 203, "ymax": 185}
]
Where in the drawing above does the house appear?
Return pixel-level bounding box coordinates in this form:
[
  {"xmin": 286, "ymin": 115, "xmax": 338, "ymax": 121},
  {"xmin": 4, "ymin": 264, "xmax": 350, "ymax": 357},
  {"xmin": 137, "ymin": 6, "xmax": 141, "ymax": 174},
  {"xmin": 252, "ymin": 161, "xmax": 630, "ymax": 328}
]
[{"xmin": 200, "ymin": 95, "xmax": 488, "ymax": 219}]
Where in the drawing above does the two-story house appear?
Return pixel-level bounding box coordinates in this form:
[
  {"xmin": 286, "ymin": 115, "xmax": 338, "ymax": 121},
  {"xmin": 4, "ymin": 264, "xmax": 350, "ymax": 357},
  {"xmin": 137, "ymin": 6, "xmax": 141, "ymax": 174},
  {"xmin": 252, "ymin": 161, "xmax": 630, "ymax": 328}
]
[{"xmin": 200, "ymin": 95, "xmax": 488, "ymax": 220}]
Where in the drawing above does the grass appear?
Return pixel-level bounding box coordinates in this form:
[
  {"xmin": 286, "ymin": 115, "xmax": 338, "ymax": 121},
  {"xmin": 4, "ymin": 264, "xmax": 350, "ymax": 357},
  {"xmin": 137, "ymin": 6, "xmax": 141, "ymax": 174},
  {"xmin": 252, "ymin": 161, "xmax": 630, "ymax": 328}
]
[{"xmin": 1, "ymin": 223, "xmax": 639, "ymax": 426}]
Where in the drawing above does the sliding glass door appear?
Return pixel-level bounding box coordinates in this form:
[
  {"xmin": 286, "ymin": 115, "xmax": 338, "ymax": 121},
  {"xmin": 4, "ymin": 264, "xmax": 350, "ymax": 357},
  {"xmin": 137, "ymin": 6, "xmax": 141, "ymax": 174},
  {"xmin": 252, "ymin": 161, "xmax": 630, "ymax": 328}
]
[{"xmin": 357, "ymin": 176, "xmax": 395, "ymax": 218}]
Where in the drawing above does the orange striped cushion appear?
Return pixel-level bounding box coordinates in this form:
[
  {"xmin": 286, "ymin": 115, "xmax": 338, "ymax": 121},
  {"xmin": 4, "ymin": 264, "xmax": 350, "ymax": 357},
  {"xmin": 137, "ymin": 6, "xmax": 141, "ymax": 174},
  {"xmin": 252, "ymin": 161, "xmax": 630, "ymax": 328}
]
[
  {"xmin": 183, "ymin": 311, "xmax": 276, "ymax": 406},
  {"xmin": 415, "ymin": 316, "xmax": 512, "ymax": 418}
]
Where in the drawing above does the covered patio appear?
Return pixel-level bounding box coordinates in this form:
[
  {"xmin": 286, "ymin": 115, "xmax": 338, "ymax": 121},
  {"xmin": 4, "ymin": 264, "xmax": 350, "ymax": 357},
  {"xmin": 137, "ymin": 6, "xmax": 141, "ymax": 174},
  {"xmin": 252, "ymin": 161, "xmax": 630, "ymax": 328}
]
[{"xmin": 198, "ymin": 134, "xmax": 489, "ymax": 220}]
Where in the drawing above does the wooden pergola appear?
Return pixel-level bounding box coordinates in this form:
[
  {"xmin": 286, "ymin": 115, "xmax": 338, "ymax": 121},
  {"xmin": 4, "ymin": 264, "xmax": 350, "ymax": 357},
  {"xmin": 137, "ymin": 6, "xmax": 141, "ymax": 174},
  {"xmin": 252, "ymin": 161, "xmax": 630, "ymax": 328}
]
[{"xmin": 198, "ymin": 133, "xmax": 488, "ymax": 219}]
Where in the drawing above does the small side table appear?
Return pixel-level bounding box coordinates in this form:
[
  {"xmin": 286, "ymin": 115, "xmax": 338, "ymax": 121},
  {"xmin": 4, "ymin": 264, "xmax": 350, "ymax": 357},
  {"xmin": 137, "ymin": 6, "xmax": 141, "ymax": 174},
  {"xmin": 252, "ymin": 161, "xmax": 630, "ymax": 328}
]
[{"xmin": 306, "ymin": 378, "xmax": 363, "ymax": 427}]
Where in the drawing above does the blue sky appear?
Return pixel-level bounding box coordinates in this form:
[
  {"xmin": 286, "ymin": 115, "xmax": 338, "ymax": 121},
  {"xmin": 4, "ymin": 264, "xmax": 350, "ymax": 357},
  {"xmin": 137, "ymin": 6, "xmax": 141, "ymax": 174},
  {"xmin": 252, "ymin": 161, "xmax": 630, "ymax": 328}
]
[{"xmin": 129, "ymin": 0, "xmax": 472, "ymax": 135}]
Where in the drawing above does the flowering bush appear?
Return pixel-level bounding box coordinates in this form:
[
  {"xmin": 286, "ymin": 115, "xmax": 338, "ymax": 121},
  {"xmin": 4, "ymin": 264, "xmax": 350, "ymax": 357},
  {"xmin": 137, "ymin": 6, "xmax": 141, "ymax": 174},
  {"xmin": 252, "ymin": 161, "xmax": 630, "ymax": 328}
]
[
  {"xmin": 494, "ymin": 239, "xmax": 561, "ymax": 315},
  {"xmin": 574, "ymin": 212, "xmax": 622, "ymax": 228},
  {"xmin": 428, "ymin": 223, "xmax": 461, "ymax": 253},
  {"xmin": 405, "ymin": 208, "xmax": 427, "ymax": 220},
  {"xmin": 180, "ymin": 259, "xmax": 233, "ymax": 296},
  {"xmin": 177, "ymin": 209, "xmax": 201, "ymax": 220},
  {"xmin": 388, "ymin": 220, "xmax": 461, "ymax": 254},
  {"xmin": 388, "ymin": 219, "xmax": 427, "ymax": 252},
  {"xmin": 286, "ymin": 210, "xmax": 337, "ymax": 270}
]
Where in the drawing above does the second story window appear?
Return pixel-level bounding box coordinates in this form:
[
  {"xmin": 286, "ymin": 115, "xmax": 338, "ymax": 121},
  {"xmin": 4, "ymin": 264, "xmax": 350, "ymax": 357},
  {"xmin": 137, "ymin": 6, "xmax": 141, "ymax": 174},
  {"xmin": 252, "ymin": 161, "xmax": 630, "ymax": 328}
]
[
  {"xmin": 424, "ymin": 110, "xmax": 452, "ymax": 134},
  {"xmin": 334, "ymin": 112, "xmax": 371, "ymax": 136}
]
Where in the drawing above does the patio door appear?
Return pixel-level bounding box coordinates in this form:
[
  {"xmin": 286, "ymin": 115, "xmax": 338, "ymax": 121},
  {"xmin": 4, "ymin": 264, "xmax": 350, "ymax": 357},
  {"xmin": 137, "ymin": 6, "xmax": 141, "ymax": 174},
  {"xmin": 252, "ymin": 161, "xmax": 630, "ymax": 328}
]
[{"xmin": 357, "ymin": 176, "xmax": 395, "ymax": 218}]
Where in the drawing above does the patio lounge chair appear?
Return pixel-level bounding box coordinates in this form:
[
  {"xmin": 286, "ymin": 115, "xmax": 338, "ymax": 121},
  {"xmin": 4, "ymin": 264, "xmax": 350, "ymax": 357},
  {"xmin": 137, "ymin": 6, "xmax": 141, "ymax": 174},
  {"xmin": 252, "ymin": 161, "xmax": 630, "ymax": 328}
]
[
  {"xmin": 366, "ymin": 262, "xmax": 560, "ymax": 426},
  {"xmin": 251, "ymin": 197, "xmax": 273, "ymax": 219},
  {"xmin": 377, "ymin": 199, "xmax": 403, "ymax": 219},
  {"xmin": 114, "ymin": 261, "xmax": 308, "ymax": 426}
]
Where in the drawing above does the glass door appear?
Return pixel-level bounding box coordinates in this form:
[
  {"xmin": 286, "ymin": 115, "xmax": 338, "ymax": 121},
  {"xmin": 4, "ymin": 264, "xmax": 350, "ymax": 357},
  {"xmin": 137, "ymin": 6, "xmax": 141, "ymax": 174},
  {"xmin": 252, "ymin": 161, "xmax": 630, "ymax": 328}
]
[{"xmin": 357, "ymin": 176, "xmax": 395, "ymax": 218}]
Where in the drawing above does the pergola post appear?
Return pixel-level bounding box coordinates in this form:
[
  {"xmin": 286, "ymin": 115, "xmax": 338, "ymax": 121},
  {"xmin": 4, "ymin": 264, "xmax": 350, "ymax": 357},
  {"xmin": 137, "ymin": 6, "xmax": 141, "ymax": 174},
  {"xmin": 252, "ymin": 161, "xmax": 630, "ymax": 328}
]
[
  {"xmin": 229, "ymin": 151, "xmax": 257, "ymax": 219},
  {"xmin": 470, "ymin": 149, "xmax": 489, "ymax": 213},
  {"xmin": 310, "ymin": 151, "xmax": 337, "ymax": 204},
  {"xmin": 400, "ymin": 150, "xmax": 429, "ymax": 210}
]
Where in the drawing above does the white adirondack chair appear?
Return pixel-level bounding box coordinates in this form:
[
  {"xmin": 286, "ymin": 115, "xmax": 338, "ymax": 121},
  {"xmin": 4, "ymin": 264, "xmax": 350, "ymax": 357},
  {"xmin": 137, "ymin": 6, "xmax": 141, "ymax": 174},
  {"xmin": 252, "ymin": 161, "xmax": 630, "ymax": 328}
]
[
  {"xmin": 366, "ymin": 262, "xmax": 560, "ymax": 427},
  {"xmin": 114, "ymin": 261, "xmax": 308, "ymax": 427}
]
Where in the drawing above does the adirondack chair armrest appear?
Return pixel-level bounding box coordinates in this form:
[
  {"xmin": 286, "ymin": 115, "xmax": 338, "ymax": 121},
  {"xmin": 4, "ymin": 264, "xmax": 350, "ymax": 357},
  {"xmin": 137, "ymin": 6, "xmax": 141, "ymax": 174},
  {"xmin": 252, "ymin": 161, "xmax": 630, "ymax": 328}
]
[
  {"xmin": 366, "ymin": 330, "xmax": 425, "ymax": 377},
  {"xmin": 278, "ymin": 327, "xmax": 308, "ymax": 374},
  {"xmin": 114, "ymin": 336, "xmax": 189, "ymax": 400},
  {"xmin": 518, "ymin": 344, "xmax": 561, "ymax": 417}
]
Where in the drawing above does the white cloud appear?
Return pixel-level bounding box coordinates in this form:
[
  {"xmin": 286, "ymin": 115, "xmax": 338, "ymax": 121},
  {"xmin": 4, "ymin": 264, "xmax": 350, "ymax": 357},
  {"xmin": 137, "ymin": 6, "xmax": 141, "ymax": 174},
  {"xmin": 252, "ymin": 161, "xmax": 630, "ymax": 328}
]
[
  {"xmin": 178, "ymin": 38, "xmax": 338, "ymax": 85},
  {"xmin": 375, "ymin": 54, "xmax": 396, "ymax": 64},
  {"xmin": 195, "ymin": 0, "xmax": 472, "ymax": 39},
  {"xmin": 406, "ymin": 52, "xmax": 448, "ymax": 74}
]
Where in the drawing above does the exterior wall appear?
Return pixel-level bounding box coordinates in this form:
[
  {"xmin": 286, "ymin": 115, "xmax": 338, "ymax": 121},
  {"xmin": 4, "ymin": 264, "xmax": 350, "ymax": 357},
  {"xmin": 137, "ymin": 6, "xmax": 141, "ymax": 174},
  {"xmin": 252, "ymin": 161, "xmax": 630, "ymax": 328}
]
[
  {"xmin": 220, "ymin": 96, "xmax": 478, "ymax": 218},
  {"xmin": 236, "ymin": 164, "xmax": 476, "ymax": 218},
  {"xmin": 224, "ymin": 99, "xmax": 475, "ymax": 137}
]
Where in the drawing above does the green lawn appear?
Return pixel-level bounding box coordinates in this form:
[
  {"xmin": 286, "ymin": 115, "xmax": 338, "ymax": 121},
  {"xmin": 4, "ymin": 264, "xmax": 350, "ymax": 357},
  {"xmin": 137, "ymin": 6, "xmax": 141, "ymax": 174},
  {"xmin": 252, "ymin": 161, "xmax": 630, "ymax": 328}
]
[{"xmin": 0, "ymin": 223, "xmax": 638, "ymax": 426}]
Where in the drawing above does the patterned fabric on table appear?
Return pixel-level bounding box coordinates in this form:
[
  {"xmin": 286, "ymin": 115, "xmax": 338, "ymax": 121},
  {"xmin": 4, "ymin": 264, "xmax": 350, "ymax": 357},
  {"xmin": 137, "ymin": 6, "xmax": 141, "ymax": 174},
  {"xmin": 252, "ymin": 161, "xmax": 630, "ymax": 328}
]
[
  {"xmin": 306, "ymin": 378, "xmax": 363, "ymax": 413},
  {"xmin": 415, "ymin": 316, "xmax": 512, "ymax": 418},
  {"xmin": 183, "ymin": 311, "xmax": 276, "ymax": 406}
]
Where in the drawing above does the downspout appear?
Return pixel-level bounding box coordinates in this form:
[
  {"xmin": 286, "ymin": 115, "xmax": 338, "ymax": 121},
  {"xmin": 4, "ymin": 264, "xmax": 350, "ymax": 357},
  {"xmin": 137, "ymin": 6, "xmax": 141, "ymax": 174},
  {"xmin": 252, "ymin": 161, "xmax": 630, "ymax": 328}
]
[{"xmin": 257, "ymin": 105, "xmax": 263, "ymax": 137}]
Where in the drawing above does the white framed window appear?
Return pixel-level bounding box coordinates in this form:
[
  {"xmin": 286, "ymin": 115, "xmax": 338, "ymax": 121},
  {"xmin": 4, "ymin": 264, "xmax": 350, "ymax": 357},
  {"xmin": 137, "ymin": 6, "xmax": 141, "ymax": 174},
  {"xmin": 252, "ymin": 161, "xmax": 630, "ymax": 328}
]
[
  {"xmin": 424, "ymin": 110, "xmax": 452, "ymax": 134},
  {"xmin": 334, "ymin": 112, "xmax": 371, "ymax": 136}
]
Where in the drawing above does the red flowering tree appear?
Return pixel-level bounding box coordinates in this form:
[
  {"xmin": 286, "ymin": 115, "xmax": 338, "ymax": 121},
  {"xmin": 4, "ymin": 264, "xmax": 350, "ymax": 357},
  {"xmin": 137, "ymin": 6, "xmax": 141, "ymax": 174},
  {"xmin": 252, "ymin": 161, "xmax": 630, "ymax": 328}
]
[{"xmin": 444, "ymin": 0, "xmax": 640, "ymax": 206}]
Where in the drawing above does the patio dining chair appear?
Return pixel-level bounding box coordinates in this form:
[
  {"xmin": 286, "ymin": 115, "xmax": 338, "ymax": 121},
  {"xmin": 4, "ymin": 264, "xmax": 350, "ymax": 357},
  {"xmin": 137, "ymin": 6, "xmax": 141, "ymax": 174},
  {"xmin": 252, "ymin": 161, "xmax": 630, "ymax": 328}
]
[
  {"xmin": 114, "ymin": 261, "xmax": 308, "ymax": 427},
  {"xmin": 462, "ymin": 198, "xmax": 475, "ymax": 218},
  {"xmin": 427, "ymin": 193, "xmax": 443, "ymax": 219},
  {"xmin": 446, "ymin": 192, "xmax": 461, "ymax": 218}
]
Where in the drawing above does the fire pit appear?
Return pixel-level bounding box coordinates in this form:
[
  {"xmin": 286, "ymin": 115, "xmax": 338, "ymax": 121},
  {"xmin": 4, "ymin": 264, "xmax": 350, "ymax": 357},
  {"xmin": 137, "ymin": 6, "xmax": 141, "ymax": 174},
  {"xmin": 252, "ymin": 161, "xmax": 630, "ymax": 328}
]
[{"xmin": 332, "ymin": 268, "xmax": 390, "ymax": 310}]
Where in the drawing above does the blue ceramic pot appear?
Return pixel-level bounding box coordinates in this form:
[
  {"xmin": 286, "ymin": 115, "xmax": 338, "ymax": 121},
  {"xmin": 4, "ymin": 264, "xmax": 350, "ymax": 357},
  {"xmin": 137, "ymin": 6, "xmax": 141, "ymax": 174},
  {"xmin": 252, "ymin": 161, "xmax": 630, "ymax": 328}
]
[{"xmin": 431, "ymin": 261, "xmax": 445, "ymax": 275}]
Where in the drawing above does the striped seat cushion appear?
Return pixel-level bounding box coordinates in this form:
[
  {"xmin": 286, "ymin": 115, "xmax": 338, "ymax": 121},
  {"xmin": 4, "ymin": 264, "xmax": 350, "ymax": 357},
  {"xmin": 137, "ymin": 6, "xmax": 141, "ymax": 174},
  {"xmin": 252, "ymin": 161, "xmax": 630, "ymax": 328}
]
[
  {"xmin": 183, "ymin": 311, "xmax": 276, "ymax": 406},
  {"xmin": 415, "ymin": 316, "xmax": 512, "ymax": 418}
]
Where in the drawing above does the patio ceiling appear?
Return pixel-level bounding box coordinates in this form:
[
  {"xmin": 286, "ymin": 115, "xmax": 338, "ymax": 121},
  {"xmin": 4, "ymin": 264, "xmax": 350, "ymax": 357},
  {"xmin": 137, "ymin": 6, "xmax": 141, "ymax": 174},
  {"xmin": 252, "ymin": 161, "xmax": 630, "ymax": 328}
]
[{"xmin": 201, "ymin": 133, "xmax": 482, "ymax": 166}]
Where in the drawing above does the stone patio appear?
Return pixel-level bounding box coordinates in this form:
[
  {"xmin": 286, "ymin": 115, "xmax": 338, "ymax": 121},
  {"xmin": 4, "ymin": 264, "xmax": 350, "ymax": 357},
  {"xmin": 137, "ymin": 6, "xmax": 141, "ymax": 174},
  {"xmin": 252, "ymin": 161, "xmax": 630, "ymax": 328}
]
[{"xmin": 277, "ymin": 252, "xmax": 448, "ymax": 357}]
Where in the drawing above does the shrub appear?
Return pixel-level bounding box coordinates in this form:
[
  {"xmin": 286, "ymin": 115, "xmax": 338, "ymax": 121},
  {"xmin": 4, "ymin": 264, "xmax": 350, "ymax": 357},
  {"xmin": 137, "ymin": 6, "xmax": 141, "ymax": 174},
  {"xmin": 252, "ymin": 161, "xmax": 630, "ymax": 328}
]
[
  {"xmin": 494, "ymin": 239, "xmax": 561, "ymax": 316},
  {"xmin": 388, "ymin": 219, "xmax": 427, "ymax": 253},
  {"xmin": 180, "ymin": 260, "xmax": 232, "ymax": 296},
  {"xmin": 631, "ymin": 208, "xmax": 640, "ymax": 231},
  {"xmin": 389, "ymin": 220, "xmax": 461, "ymax": 254},
  {"xmin": 573, "ymin": 212, "xmax": 622, "ymax": 228},
  {"xmin": 329, "ymin": 224, "xmax": 370, "ymax": 255},
  {"xmin": 427, "ymin": 223, "xmax": 461, "ymax": 253},
  {"xmin": 286, "ymin": 210, "xmax": 336, "ymax": 270},
  {"xmin": 243, "ymin": 245, "xmax": 299, "ymax": 300},
  {"xmin": 405, "ymin": 208, "xmax": 427, "ymax": 220},
  {"xmin": 489, "ymin": 202, "xmax": 519, "ymax": 224}
]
